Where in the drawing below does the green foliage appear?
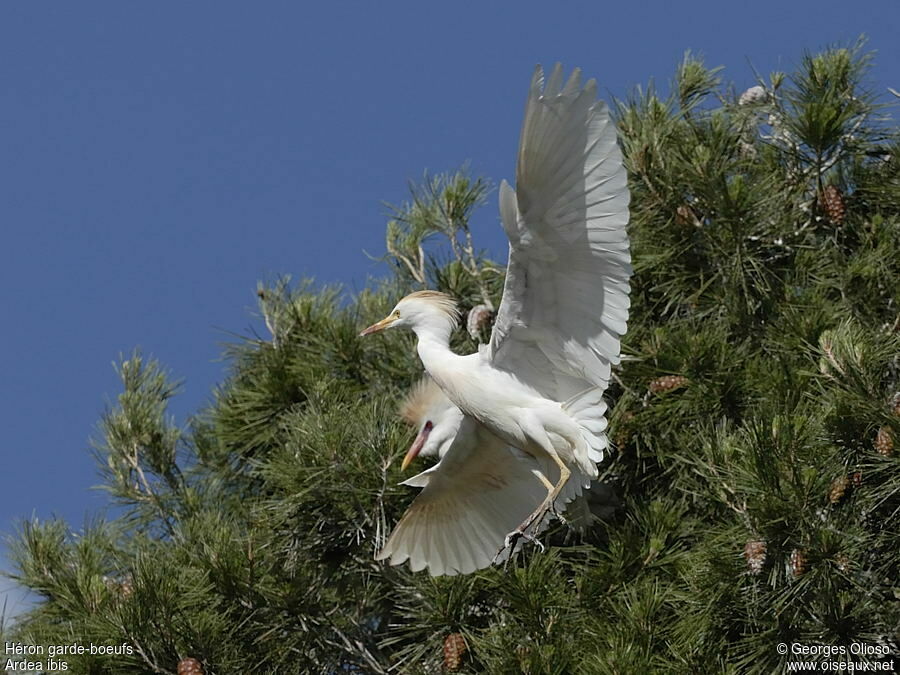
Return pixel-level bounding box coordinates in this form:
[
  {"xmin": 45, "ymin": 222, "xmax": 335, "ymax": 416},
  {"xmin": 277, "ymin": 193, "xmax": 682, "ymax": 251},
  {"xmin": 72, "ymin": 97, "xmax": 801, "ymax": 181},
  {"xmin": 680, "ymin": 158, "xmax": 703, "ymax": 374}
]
[
  {"xmin": 382, "ymin": 168, "xmax": 496, "ymax": 308},
  {"xmin": 4, "ymin": 45, "xmax": 899, "ymax": 673}
]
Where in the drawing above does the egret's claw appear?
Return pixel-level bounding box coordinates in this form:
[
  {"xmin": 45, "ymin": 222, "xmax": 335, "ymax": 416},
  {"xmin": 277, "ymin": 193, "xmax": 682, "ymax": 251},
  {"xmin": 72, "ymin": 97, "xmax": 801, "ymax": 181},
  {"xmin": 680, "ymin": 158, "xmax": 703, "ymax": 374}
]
[
  {"xmin": 494, "ymin": 527, "xmax": 545, "ymax": 563},
  {"xmin": 550, "ymin": 503, "xmax": 567, "ymax": 524},
  {"xmin": 494, "ymin": 534, "xmax": 515, "ymax": 563}
]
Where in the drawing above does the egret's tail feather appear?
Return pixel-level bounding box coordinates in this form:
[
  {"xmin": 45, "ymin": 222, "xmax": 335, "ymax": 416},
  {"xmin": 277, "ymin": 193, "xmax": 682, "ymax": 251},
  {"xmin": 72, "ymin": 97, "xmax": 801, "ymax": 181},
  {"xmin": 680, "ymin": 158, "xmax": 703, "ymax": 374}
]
[{"xmin": 562, "ymin": 386, "xmax": 609, "ymax": 475}]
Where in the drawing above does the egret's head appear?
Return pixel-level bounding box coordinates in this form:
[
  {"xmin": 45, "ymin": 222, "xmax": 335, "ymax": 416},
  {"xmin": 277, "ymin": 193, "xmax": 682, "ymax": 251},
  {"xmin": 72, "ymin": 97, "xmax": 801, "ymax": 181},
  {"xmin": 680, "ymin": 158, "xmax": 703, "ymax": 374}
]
[
  {"xmin": 359, "ymin": 291, "xmax": 460, "ymax": 338},
  {"xmin": 398, "ymin": 377, "xmax": 462, "ymax": 469}
]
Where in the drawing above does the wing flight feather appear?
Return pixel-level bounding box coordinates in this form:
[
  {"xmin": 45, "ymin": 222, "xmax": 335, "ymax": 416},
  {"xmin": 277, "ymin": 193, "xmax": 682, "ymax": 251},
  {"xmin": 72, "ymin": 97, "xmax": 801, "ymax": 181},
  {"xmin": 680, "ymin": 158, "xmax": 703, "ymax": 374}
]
[
  {"xmin": 490, "ymin": 63, "xmax": 631, "ymax": 401},
  {"xmin": 376, "ymin": 416, "xmax": 588, "ymax": 576},
  {"xmin": 376, "ymin": 418, "xmax": 547, "ymax": 575}
]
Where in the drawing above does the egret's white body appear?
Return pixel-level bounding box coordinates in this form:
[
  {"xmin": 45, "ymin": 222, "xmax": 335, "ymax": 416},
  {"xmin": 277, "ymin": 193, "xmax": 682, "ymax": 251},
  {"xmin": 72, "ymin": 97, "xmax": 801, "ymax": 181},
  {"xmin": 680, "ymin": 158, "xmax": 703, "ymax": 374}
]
[
  {"xmin": 361, "ymin": 64, "xmax": 631, "ymax": 575},
  {"xmin": 416, "ymin": 329, "xmax": 587, "ymax": 473}
]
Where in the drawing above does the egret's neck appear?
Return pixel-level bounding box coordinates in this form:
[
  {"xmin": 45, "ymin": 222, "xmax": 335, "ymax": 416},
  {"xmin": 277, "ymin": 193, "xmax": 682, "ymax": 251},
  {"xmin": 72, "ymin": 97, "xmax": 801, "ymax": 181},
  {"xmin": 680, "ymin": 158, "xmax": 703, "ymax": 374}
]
[{"xmin": 413, "ymin": 322, "xmax": 458, "ymax": 381}]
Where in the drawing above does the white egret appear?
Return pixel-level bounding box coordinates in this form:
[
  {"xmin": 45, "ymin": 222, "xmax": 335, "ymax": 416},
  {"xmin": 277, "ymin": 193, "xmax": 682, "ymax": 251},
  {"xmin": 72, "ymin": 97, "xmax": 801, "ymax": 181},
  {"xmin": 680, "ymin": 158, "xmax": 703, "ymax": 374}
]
[
  {"xmin": 383, "ymin": 377, "xmax": 585, "ymax": 574},
  {"xmin": 362, "ymin": 64, "xmax": 631, "ymax": 575}
]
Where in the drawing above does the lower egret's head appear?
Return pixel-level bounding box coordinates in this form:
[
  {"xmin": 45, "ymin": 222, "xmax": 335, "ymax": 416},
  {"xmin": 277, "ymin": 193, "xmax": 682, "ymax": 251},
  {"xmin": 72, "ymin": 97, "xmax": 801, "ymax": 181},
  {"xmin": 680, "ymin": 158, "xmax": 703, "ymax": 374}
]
[{"xmin": 398, "ymin": 377, "xmax": 462, "ymax": 469}]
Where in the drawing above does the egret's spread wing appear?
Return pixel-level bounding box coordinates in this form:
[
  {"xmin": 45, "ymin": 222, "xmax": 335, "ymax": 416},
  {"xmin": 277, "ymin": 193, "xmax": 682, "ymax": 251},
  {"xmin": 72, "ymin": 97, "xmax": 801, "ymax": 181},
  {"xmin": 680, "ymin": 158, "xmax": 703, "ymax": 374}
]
[
  {"xmin": 376, "ymin": 417, "xmax": 550, "ymax": 576},
  {"xmin": 490, "ymin": 64, "xmax": 631, "ymax": 397}
]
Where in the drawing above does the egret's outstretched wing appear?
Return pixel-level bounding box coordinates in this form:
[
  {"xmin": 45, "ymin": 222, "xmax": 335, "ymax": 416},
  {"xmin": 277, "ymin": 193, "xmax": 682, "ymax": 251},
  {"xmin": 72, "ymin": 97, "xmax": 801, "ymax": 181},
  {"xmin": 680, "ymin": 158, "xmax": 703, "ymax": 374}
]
[
  {"xmin": 490, "ymin": 64, "xmax": 631, "ymax": 398},
  {"xmin": 377, "ymin": 417, "xmax": 553, "ymax": 576}
]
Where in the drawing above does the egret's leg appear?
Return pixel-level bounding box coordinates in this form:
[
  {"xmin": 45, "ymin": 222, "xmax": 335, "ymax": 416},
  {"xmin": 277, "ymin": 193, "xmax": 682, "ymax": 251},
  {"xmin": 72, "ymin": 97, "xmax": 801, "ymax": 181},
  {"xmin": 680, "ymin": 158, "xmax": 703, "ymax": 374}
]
[
  {"xmin": 525, "ymin": 446, "xmax": 571, "ymax": 527},
  {"xmin": 531, "ymin": 465, "xmax": 568, "ymax": 520},
  {"xmin": 531, "ymin": 468, "xmax": 555, "ymax": 493},
  {"xmin": 496, "ymin": 422, "xmax": 573, "ymax": 559},
  {"xmin": 528, "ymin": 421, "xmax": 572, "ymax": 516},
  {"xmin": 492, "ymin": 467, "xmax": 553, "ymax": 563}
]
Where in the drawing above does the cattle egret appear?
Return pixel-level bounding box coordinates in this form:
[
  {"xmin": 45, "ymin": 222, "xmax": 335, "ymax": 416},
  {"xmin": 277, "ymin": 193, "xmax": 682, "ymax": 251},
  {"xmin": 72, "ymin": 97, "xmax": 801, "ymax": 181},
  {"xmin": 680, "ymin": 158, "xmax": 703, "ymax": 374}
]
[
  {"xmin": 361, "ymin": 64, "xmax": 631, "ymax": 575},
  {"xmin": 384, "ymin": 378, "xmax": 584, "ymax": 574}
]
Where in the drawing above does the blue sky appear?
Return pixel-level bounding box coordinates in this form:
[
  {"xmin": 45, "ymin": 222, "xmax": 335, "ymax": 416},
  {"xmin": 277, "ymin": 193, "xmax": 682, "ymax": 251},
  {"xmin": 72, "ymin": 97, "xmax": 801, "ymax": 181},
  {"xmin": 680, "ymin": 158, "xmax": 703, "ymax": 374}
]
[{"xmin": 1, "ymin": 1, "xmax": 898, "ymax": 617}]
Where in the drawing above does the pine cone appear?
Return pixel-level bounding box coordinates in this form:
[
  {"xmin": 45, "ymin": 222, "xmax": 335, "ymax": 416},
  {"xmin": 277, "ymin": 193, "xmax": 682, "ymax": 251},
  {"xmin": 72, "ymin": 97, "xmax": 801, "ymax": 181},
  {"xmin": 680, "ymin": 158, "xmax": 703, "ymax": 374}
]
[
  {"xmin": 466, "ymin": 304, "xmax": 493, "ymax": 341},
  {"xmin": 850, "ymin": 471, "xmax": 863, "ymax": 488},
  {"xmin": 875, "ymin": 426, "xmax": 894, "ymax": 456},
  {"xmin": 443, "ymin": 633, "xmax": 467, "ymax": 672},
  {"xmin": 177, "ymin": 657, "xmax": 204, "ymax": 675},
  {"xmin": 820, "ymin": 185, "xmax": 846, "ymax": 224},
  {"xmin": 648, "ymin": 375, "xmax": 689, "ymax": 395},
  {"xmin": 744, "ymin": 540, "xmax": 767, "ymax": 575},
  {"xmin": 828, "ymin": 475, "xmax": 850, "ymax": 504},
  {"xmin": 834, "ymin": 554, "xmax": 851, "ymax": 573},
  {"xmin": 789, "ymin": 548, "xmax": 808, "ymax": 578}
]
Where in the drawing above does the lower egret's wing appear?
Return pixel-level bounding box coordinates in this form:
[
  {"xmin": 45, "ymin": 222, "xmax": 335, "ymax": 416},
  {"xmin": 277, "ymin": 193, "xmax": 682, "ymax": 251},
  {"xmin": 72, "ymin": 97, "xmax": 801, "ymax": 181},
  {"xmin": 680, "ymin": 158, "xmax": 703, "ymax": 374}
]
[
  {"xmin": 376, "ymin": 417, "xmax": 549, "ymax": 576},
  {"xmin": 490, "ymin": 64, "xmax": 631, "ymax": 398}
]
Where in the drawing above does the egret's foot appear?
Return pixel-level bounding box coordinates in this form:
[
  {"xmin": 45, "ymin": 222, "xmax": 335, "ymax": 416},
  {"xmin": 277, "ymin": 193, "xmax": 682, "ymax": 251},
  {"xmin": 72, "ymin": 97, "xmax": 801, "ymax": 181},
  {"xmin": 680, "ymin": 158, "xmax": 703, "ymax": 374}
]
[
  {"xmin": 494, "ymin": 526, "xmax": 545, "ymax": 563},
  {"xmin": 506, "ymin": 527, "xmax": 545, "ymax": 552}
]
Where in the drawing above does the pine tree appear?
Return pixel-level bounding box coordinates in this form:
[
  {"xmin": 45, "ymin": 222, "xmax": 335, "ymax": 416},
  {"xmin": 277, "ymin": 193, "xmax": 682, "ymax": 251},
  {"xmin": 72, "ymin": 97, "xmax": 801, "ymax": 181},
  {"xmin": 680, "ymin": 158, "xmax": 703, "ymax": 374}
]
[{"xmin": 3, "ymin": 43, "xmax": 899, "ymax": 673}]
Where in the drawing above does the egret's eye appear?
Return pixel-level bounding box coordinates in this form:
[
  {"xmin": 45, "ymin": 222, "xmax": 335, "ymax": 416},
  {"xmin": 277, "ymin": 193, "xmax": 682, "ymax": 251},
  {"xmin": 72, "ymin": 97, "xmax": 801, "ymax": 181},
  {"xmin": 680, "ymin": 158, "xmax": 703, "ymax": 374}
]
[{"xmin": 393, "ymin": 310, "xmax": 401, "ymax": 318}]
